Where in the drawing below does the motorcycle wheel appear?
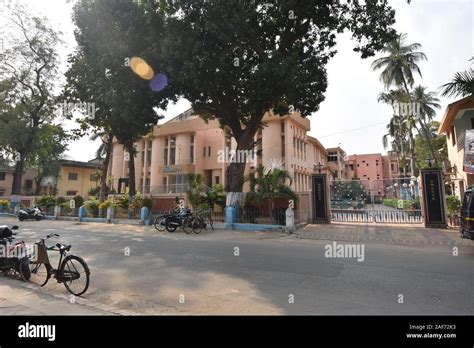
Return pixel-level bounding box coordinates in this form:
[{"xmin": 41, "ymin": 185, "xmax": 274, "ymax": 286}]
[
  {"xmin": 18, "ymin": 215, "xmax": 24, "ymax": 221},
  {"xmin": 165, "ymin": 220, "xmax": 178, "ymax": 232},
  {"xmin": 35, "ymin": 215, "xmax": 43, "ymax": 221}
]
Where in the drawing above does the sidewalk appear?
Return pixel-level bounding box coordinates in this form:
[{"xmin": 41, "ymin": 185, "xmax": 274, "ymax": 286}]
[
  {"xmin": 0, "ymin": 277, "xmax": 133, "ymax": 315},
  {"xmin": 296, "ymin": 222, "xmax": 474, "ymax": 248}
]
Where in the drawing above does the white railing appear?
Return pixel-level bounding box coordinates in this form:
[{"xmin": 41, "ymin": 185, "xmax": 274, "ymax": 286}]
[{"xmin": 331, "ymin": 209, "xmax": 423, "ymax": 224}]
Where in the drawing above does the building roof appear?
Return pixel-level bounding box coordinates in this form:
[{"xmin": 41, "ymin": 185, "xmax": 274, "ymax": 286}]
[
  {"xmin": 307, "ymin": 136, "xmax": 327, "ymax": 154},
  {"xmin": 60, "ymin": 160, "xmax": 100, "ymax": 169},
  {"xmin": 438, "ymin": 96, "xmax": 474, "ymax": 134}
]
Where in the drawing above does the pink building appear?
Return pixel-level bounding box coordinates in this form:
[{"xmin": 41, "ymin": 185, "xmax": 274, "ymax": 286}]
[{"xmin": 345, "ymin": 152, "xmax": 400, "ymax": 198}]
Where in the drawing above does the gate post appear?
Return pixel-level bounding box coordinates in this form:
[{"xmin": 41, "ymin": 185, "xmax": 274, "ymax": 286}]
[
  {"xmin": 419, "ymin": 168, "xmax": 447, "ymax": 228},
  {"xmin": 311, "ymin": 173, "xmax": 330, "ymax": 224}
]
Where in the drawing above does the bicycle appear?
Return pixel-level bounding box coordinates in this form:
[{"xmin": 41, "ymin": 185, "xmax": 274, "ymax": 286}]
[
  {"xmin": 191, "ymin": 208, "xmax": 214, "ymax": 234},
  {"xmin": 29, "ymin": 233, "xmax": 90, "ymax": 296}
]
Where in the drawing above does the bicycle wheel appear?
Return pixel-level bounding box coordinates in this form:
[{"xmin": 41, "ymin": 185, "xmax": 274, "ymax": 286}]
[
  {"xmin": 29, "ymin": 263, "xmax": 50, "ymax": 286},
  {"xmin": 19, "ymin": 258, "xmax": 31, "ymax": 281},
  {"xmin": 165, "ymin": 219, "xmax": 178, "ymax": 232},
  {"xmin": 154, "ymin": 215, "xmax": 167, "ymax": 231},
  {"xmin": 182, "ymin": 216, "xmax": 194, "ymax": 234},
  {"xmin": 60, "ymin": 255, "xmax": 90, "ymax": 296},
  {"xmin": 192, "ymin": 216, "xmax": 205, "ymax": 234}
]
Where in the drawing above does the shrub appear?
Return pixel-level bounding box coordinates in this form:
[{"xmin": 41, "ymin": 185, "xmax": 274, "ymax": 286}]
[
  {"xmin": 99, "ymin": 199, "xmax": 114, "ymax": 210},
  {"xmin": 141, "ymin": 197, "xmax": 153, "ymax": 211},
  {"xmin": 0, "ymin": 199, "xmax": 9, "ymax": 208},
  {"xmin": 446, "ymin": 195, "xmax": 461, "ymax": 217},
  {"xmin": 73, "ymin": 195, "xmax": 84, "ymax": 208},
  {"xmin": 56, "ymin": 196, "xmax": 66, "ymax": 205},
  {"xmin": 88, "ymin": 186, "xmax": 100, "ymax": 197},
  {"xmin": 84, "ymin": 198, "xmax": 100, "ymax": 212},
  {"xmin": 37, "ymin": 195, "xmax": 57, "ymax": 208}
]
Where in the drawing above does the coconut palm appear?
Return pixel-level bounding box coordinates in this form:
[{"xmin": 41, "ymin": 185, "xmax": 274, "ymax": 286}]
[
  {"xmin": 372, "ymin": 33, "xmax": 427, "ymax": 175},
  {"xmin": 412, "ymin": 85, "xmax": 441, "ymax": 164},
  {"xmin": 245, "ymin": 164, "xmax": 297, "ymax": 224},
  {"xmin": 441, "ymin": 58, "xmax": 474, "ymax": 98}
]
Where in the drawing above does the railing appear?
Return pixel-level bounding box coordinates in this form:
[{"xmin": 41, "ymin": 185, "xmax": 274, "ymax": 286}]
[
  {"xmin": 331, "ymin": 209, "xmax": 423, "ymax": 224},
  {"xmin": 148, "ymin": 184, "xmax": 189, "ymax": 195}
]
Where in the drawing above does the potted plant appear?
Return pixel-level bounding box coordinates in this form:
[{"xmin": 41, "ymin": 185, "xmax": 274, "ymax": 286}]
[{"xmin": 446, "ymin": 195, "xmax": 461, "ymax": 226}]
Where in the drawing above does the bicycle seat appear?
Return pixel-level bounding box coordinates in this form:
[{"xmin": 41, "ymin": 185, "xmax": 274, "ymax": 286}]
[{"xmin": 56, "ymin": 243, "xmax": 71, "ymax": 252}]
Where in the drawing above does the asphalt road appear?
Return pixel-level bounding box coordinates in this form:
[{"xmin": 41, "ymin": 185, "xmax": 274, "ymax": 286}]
[{"xmin": 1, "ymin": 217, "xmax": 473, "ymax": 315}]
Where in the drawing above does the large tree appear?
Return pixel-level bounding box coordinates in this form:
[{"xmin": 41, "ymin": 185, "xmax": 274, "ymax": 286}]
[
  {"xmin": 66, "ymin": 0, "xmax": 173, "ymax": 196},
  {"xmin": 0, "ymin": 4, "xmax": 63, "ymax": 195},
  {"xmin": 143, "ymin": 0, "xmax": 402, "ymax": 200}
]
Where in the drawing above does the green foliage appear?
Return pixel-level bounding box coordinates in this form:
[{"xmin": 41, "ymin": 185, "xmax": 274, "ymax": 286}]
[
  {"xmin": 186, "ymin": 173, "xmax": 206, "ymax": 209},
  {"xmin": 99, "ymin": 199, "xmax": 114, "ymax": 210},
  {"xmin": 84, "ymin": 197, "xmax": 100, "ymax": 212},
  {"xmin": 0, "ymin": 5, "xmax": 65, "ymax": 195},
  {"xmin": 141, "ymin": 197, "xmax": 153, "ymax": 211},
  {"xmin": 56, "ymin": 196, "xmax": 66, "ymax": 205},
  {"xmin": 73, "ymin": 195, "xmax": 84, "ymax": 208},
  {"xmin": 414, "ymin": 121, "xmax": 448, "ymax": 169},
  {"xmin": 37, "ymin": 195, "xmax": 57, "ymax": 208},
  {"xmin": 88, "ymin": 186, "xmax": 100, "ymax": 197},
  {"xmin": 0, "ymin": 199, "xmax": 10, "ymax": 208},
  {"xmin": 446, "ymin": 195, "xmax": 461, "ymax": 217}
]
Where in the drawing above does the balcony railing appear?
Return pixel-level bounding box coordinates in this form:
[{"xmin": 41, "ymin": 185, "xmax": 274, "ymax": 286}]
[{"xmin": 148, "ymin": 184, "xmax": 189, "ymax": 195}]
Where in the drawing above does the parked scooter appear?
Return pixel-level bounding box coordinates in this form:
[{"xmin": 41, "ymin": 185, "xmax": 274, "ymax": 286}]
[
  {"xmin": 18, "ymin": 206, "xmax": 44, "ymax": 221},
  {"xmin": 0, "ymin": 225, "xmax": 31, "ymax": 281}
]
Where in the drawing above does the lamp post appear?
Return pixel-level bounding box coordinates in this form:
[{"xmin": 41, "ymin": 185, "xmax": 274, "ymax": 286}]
[{"xmin": 314, "ymin": 162, "xmax": 324, "ymax": 174}]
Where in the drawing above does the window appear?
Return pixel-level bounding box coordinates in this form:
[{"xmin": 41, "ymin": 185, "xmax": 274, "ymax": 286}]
[
  {"xmin": 190, "ymin": 135, "xmax": 195, "ymax": 163},
  {"xmin": 366, "ymin": 163, "xmax": 369, "ymax": 166},
  {"xmin": 0, "ymin": 172, "xmax": 5, "ymax": 181},
  {"xmin": 451, "ymin": 126, "xmax": 456, "ymax": 146},
  {"xmin": 68, "ymin": 173, "xmax": 78, "ymax": 181},
  {"xmin": 208, "ymin": 146, "xmax": 211, "ymax": 157},
  {"xmin": 215, "ymin": 176, "xmax": 220, "ymax": 185},
  {"xmin": 328, "ymin": 152, "xmax": 338, "ymax": 162},
  {"xmin": 170, "ymin": 147, "xmax": 176, "ymax": 165},
  {"xmin": 25, "ymin": 180, "xmax": 33, "ymax": 190},
  {"xmin": 66, "ymin": 190, "xmax": 77, "ymax": 196},
  {"xmin": 203, "ymin": 147, "xmax": 206, "ymax": 157},
  {"xmin": 391, "ymin": 163, "xmax": 394, "ymax": 171},
  {"xmin": 164, "ymin": 148, "xmax": 168, "ymax": 165}
]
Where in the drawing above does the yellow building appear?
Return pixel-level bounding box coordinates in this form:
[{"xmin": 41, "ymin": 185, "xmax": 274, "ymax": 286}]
[{"xmin": 56, "ymin": 160, "xmax": 100, "ymax": 197}]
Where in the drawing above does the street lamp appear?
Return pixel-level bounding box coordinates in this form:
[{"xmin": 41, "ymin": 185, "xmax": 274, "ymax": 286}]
[{"xmin": 314, "ymin": 162, "xmax": 324, "ymax": 174}]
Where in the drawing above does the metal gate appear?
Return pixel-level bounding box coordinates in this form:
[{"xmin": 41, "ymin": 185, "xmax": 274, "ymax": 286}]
[{"xmin": 330, "ymin": 177, "xmax": 423, "ymax": 224}]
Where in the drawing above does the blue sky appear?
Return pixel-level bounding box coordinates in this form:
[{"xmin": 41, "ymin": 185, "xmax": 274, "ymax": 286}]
[{"xmin": 13, "ymin": 0, "xmax": 474, "ymax": 161}]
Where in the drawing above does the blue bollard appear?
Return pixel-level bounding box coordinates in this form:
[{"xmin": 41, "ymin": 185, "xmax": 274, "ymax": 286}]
[
  {"xmin": 140, "ymin": 207, "xmax": 150, "ymax": 225},
  {"xmin": 225, "ymin": 205, "xmax": 236, "ymax": 230},
  {"xmin": 78, "ymin": 206, "xmax": 87, "ymax": 221}
]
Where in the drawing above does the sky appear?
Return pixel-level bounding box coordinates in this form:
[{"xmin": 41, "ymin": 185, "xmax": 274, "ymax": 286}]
[{"xmin": 4, "ymin": 0, "xmax": 474, "ymax": 161}]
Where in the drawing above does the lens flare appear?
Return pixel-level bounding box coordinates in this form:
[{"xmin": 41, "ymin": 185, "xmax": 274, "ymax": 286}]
[
  {"xmin": 150, "ymin": 73, "xmax": 168, "ymax": 92},
  {"xmin": 130, "ymin": 57, "xmax": 154, "ymax": 80}
]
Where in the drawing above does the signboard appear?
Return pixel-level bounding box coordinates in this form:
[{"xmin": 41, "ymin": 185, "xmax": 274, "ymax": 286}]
[
  {"xmin": 420, "ymin": 169, "xmax": 447, "ymax": 228},
  {"xmin": 312, "ymin": 174, "xmax": 329, "ymax": 223},
  {"xmin": 163, "ymin": 166, "xmax": 182, "ymax": 173},
  {"xmin": 464, "ymin": 129, "xmax": 474, "ymax": 173}
]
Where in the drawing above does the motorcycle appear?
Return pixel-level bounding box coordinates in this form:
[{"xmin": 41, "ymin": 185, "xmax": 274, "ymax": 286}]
[
  {"xmin": 0, "ymin": 225, "xmax": 31, "ymax": 281},
  {"xmin": 18, "ymin": 206, "xmax": 44, "ymax": 221},
  {"xmin": 165, "ymin": 207, "xmax": 193, "ymax": 233}
]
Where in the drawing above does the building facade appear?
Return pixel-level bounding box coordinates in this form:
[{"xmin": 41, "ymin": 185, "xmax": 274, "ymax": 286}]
[
  {"xmin": 108, "ymin": 109, "xmax": 329, "ymax": 212},
  {"xmin": 0, "ymin": 167, "xmax": 37, "ymax": 197},
  {"xmin": 438, "ymin": 96, "xmax": 474, "ymax": 199},
  {"xmin": 56, "ymin": 160, "xmax": 100, "ymax": 197}
]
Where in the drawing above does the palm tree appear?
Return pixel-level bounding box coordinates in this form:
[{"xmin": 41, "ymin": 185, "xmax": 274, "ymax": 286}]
[
  {"xmin": 441, "ymin": 57, "xmax": 474, "ymax": 98},
  {"xmin": 372, "ymin": 33, "xmax": 427, "ymax": 175},
  {"xmin": 245, "ymin": 164, "xmax": 297, "ymax": 224},
  {"xmin": 412, "ymin": 85, "xmax": 441, "ymax": 164}
]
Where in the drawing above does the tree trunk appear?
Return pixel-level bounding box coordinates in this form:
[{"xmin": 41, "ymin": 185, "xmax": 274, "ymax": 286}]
[
  {"xmin": 126, "ymin": 143, "xmax": 136, "ymax": 197},
  {"xmin": 11, "ymin": 158, "xmax": 25, "ymax": 195},
  {"xmin": 407, "ymin": 128, "xmax": 416, "ymax": 176},
  {"xmin": 99, "ymin": 133, "xmax": 114, "ymax": 202}
]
